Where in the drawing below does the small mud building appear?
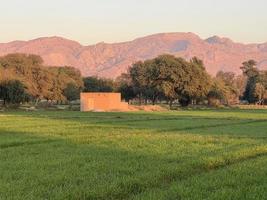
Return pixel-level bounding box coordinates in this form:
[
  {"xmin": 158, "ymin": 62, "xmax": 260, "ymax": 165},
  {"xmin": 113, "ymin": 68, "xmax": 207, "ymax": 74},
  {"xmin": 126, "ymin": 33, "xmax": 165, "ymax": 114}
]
[{"xmin": 80, "ymin": 93, "xmax": 128, "ymax": 112}]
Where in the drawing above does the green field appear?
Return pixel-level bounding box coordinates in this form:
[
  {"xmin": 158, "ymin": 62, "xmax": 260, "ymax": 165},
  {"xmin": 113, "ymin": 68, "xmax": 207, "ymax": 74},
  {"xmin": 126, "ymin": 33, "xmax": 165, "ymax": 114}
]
[{"xmin": 0, "ymin": 110, "xmax": 267, "ymax": 200}]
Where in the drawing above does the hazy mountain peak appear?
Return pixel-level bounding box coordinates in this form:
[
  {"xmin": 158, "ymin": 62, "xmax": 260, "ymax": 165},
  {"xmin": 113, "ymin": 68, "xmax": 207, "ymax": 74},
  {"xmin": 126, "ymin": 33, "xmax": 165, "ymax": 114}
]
[
  {"xmin": 205, "ymin": 35, "xmax": 233, "ymax": 44},
  {"xmin": 28, "ymin": 36, "xmax": 82, "ymax": 47},
  {"xmin": 136, "ymin": 32, "xmax": 201, "ymax": 41}
]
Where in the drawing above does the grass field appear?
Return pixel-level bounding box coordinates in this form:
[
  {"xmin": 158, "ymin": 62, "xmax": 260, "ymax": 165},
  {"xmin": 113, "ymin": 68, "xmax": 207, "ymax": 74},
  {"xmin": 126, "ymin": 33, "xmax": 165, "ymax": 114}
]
[{"xmin": 0, "ymin": 109, "xmax": 267, "ymax": 200}]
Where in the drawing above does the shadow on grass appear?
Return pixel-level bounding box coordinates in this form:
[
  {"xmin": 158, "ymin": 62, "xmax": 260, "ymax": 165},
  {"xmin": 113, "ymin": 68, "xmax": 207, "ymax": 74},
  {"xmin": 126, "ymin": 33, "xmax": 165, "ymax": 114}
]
[
  {"xmin": 1, "ymin": 127, "xmax": 267, "ymax": 200},
  {"xmin": 2, "ymin": 110, "xmax": 267, "ymax": 139}
]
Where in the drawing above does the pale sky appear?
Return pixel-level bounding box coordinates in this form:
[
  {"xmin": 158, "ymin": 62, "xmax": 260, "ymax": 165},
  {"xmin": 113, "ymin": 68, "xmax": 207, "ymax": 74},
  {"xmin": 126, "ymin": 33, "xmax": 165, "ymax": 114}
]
[{"xmin": 1, "ymin": 0, "xmax": 267, "ymax": 45}]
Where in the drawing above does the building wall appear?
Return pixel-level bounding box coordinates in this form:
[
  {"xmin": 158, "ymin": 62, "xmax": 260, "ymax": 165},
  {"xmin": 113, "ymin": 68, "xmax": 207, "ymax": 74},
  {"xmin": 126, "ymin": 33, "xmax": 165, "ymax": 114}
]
[{"xmin": 80, "ymin": 92, "xmax": 128, "ymax": 111}]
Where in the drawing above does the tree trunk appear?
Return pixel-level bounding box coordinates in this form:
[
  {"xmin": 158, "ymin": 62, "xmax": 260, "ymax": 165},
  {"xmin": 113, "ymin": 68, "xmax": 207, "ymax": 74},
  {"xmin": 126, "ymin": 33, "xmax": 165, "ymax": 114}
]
[
  {"xmin": 35, "ymin": 98, "xmax": 39, "ymax": 106},
  {"xmin": 152, "ymin": 95, "xmax": 157, "ymax": 105},
  {"xmin": 145, "ymin": 97, "xmax": 148, "ymax": 105},
  {"xmin": 169, "ymin": 100, "xmax": 173, "ymax": 109},
  {"xmin": 138, "ymin": 94, "xmax": 142, "ymax": 105}
]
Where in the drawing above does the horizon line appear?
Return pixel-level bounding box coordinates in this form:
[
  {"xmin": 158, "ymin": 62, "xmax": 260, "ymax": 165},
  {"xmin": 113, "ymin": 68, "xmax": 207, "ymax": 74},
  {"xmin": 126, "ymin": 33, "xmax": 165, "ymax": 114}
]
[{"xmin": 1, "ymin": 32, "xmax": 267, "ymax": 46}]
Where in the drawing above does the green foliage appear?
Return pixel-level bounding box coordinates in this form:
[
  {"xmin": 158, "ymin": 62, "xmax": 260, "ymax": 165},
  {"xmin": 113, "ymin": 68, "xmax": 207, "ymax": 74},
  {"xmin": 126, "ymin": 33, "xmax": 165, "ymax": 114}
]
[
  {"xmin": 207, "ymin": 79, "xmax": 228, "ymax": 106},
  {"xmin": 241, "ymin": 60, "xmax": 259, "ymax": 77},
  {"xmin": 213, "ymin": 71, "xmax": 240, "ymax": 105},
  {"xmin": 115, "ymin": 73, "xmax": 136, "ymax": 102},
  {"xmin": 241, "ymin": 60, "xmax": 267, "ymax": 104},
  {"xmin": 0, "ymin": 54, "xmax": 83, "ymax": 103},
  {"xmin": 180, "ymin": 57, "xmax": 212, "ymax": 105},
  {"xmin": 127, "ymin": 55, "xmax": 212, "ymax": 107},
  {"xmin": 47, "ymin": 67, "xmax": 84, "ymax": 101},
  {"xmin": 253, "ymin": 83, "xmax": 266, "ymax": 104},
  {"xmin": 0, "ymin": 80, "xmax": 28, "ymax": 105},
  {"xmin": 83, "ymin": 76, "xmax": 114, "ymax": 92},
  {"xmin": 63, "ymin": 83, "xmax": 81, "ymax": 101}
]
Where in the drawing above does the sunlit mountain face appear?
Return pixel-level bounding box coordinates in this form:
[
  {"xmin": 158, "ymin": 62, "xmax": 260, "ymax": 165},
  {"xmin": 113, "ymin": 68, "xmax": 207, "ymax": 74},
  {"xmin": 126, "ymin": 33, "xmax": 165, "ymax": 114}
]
[{"xmin": 1, "ymin": 32, "xmax": 267, "ymax": 78}]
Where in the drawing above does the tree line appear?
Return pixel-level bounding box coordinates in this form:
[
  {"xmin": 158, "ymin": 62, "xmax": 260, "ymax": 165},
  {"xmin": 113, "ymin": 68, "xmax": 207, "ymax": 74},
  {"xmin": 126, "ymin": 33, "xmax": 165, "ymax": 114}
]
[
  {"xmin": 0, "ymin": 54, "xmax": 83, "ymax": 105},
  {"xmin": 84, "ymin": 55, "xmax": 267, "ymax": 107},
  {"xmin": 1, "ymin": 53, "xmax": 267, "ymax": 107}
]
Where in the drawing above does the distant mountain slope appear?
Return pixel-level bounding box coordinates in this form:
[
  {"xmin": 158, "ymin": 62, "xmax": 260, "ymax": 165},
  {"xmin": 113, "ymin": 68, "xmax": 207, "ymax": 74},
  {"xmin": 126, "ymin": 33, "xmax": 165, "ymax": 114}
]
[{"xmin": 0, "ymin": 33, "xmax": 267, "ymax": 78}]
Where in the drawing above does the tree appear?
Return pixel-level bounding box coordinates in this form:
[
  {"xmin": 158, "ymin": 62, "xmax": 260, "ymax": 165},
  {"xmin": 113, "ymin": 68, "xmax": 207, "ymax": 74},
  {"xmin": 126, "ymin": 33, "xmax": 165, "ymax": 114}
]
[
  {"xmin": 115, "ymin": 73, "xmax": 136, "ymax": 102},
  {"xmin": 153, "ymin": 55, "xmax": 186, "ymax": 108},
  {"xmin": 235, "ymin": 75, "xmax": 247, "ymax": 100},
  {"xmin": 241, "ymin": 60, "xmax": 259, "ymax": 103},
  {"xmin": 215, "ymin": 71, "xmax": 239, "ymax": 104},
  {"xmin": 241, "ymin": 60, "xmax": 258, "ymax": 77},
  {"xmin": 0, "ymin": 53, "xmax": 43, "ymax": 76},
  {"xmin": 128, "ymin": 59, "xmax": 166, "ymax": 105},
  {"xmin": 128, "ymin": 61, "xmax": 148, "ymax": 104},
  {"xmin": 47, "ymin": 67, "xmax": 84, "ymax": 102},
  {"xmin": 0, "ymin": 54, "xmax": 52, "ymax": 102},
  {"xmin": 254, "ymin": 83, "xmax": 266, "ymax": 105},
  {"xmin": 0, "ymin": 54, "xmax": 84, "ymax": 104},
  {"xmin": 207, "ymin": 79, "xmax": 228, "ymax": 106},
  {"xmin": 216, "ymin": 71, "xmax": 235, "ymax": 86},
  {"xmin": 57, "ymin": 66, "xmax": 84, "ymax": 89},
  {"xmin": 240, "ymin": 60, "xmax": 267, "ymax": 104},
  {"xmin": 63, "ymin": 83, "xmax": 81, "ymax": 101},
  {"xmin": 152, "ymin": 55, "xmax": 211, "ymax": 107},
  {"xmin": 30, "ymin": 66, "xmax": 53, "ymax": 102},
  {"xmin": 125, "ymin": 55, "xmax": 212, "ymax": 108},
  {"xmin": 179, "ymin": 57, "xmax": 211, "ymax": 106},
  {"xmin": 144, "ymin": 59, "xmax": 166, "ymax": 105},
  {"xmin": 83, "ymin": 76, "xmax": 114, "ymax": 92},
  {"xmin": 0, "ymin": 66, "xmax": 5, "ymax": 82},
  {"xmin": 0, "ymin": 80, "xmax": 28, "ymax": 105}
]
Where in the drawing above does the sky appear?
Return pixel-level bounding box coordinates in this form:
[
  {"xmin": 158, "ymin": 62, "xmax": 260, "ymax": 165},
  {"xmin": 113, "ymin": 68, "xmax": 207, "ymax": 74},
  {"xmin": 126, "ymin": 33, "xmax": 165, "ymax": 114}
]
[{"xmin": 0, "ymin": 0, "xmax": 267, "ymax": 45}]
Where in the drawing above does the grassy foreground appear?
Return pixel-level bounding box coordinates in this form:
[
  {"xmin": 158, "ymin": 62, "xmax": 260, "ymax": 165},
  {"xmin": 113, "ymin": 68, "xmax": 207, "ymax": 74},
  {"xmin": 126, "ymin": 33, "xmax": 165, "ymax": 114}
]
[{"xmin": 0, "ymin": 109, "xmax": 267, "ymax": 200}]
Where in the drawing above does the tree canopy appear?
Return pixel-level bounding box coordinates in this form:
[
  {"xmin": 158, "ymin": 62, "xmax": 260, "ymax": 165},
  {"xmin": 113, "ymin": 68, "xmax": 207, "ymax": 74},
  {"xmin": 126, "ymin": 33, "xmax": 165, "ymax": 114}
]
[
  {"xmin": 125, "ymin": 55, "xmax": 212, "ymax": 107},
  {"xmin": 83, "ymin": 76, "xmax": 114, "ymax": 92},
  {"xmin": 0, "ymin": 54, "xmax": 83, "ymax": 105},
  {"xmin": 241, "ymin": 60, "xmax": 267, "ymax": 104}
]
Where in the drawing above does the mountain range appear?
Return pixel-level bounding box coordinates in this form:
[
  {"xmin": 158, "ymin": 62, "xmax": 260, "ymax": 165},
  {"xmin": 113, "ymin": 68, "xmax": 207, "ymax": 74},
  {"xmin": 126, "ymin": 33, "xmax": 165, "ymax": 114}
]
[{"xmin": 0, "ymin": 32, "xmax": 267, "ymax": 78}]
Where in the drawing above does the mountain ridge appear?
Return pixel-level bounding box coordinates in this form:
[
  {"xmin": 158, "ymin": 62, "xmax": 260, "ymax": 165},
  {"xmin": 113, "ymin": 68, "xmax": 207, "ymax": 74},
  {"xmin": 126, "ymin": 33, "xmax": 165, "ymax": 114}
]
[{"xmin": 1, "ymin": 32, "xmax": 267, "ymax": 78}]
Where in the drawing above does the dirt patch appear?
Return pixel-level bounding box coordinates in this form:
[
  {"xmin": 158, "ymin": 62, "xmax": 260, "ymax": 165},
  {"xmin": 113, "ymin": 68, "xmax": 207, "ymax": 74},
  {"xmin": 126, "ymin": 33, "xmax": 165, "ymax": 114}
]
[
  {"xmin": 238, "ymin": 105, "xmax": 267, "ymax": 110},
  {"xmin": 110, "ymin": 105, "xmax": 168, "ymax": 112}
]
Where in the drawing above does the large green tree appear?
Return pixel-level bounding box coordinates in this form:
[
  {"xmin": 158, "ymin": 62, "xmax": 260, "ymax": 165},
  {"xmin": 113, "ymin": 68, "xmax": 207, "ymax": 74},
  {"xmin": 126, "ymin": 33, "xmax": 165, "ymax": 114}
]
[{"xmin": 127, "ymin": 55, "xmax": 212, "ymax": 107}]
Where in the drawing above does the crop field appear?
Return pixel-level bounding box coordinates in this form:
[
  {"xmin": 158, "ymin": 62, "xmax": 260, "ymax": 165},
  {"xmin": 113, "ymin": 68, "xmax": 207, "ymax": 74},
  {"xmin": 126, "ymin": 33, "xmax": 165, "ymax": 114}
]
[{"xmin": 0, "ymin": 109, "xmax": 267, "ymax": 200}]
